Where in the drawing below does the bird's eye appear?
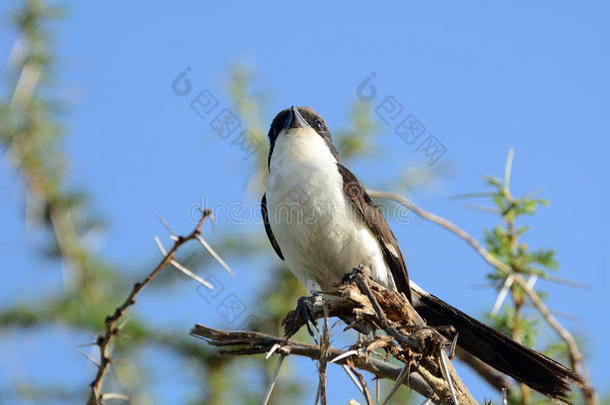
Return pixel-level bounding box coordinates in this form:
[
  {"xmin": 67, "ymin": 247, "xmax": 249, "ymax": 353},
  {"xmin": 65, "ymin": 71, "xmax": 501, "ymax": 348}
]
[{"xmin": 313, "ymin": 119, "xmax": 324, "ymax": 131}]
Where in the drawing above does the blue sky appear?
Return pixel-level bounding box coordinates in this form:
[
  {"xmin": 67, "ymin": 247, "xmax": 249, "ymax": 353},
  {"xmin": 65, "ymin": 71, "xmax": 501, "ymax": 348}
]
[{"xmin": 0, "ymin": 1, "xmax": 609, "ymax": 404}]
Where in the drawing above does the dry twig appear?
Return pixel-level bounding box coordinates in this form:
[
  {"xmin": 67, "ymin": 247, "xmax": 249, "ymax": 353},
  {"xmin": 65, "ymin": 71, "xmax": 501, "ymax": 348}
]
[{"xmin": 86, "ymin": 210, "xmax": 214, "ymax": 405}]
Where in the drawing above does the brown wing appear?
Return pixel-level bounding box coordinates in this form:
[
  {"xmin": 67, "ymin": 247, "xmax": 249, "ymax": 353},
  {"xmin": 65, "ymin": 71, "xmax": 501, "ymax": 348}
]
[
  {"xmin": 261, "ymin": 193, "xmax": 284, "ymax": 260},
  {"xmin": 337, "ymin": 164, "xmax": 412, "ymax": 303}
]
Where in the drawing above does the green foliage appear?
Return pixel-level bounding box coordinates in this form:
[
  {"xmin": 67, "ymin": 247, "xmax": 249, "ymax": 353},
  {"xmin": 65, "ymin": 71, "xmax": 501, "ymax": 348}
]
[
  {"xmin": 468, "ymin": 150, "xmax": 576, "ymax": 404},
  {"xmin": 488, "ymin": 306, "xmax": 539, "ymax": 348},
  {"xmin": 334, "ymin": 100, "xmax": 379, "ymax": 160}
]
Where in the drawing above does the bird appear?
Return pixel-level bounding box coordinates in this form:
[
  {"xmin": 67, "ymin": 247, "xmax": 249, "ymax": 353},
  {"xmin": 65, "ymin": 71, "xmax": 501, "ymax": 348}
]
[{"xmin": 261, "ymin": 106, "xmax": 581, "ymax": 401}]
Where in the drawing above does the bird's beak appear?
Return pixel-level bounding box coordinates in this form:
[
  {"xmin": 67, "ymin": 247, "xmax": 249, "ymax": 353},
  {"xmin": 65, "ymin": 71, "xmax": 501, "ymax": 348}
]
[{"xmin": 284, "ymin": 106, "xmax": 309, "ymax": 130}]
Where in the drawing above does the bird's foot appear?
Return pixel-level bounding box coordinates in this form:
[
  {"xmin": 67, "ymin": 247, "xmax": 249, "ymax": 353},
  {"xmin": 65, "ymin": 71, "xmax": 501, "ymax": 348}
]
[{"xmin": 284, "ymin": 293, "xmax": 324, "ymax": 342}]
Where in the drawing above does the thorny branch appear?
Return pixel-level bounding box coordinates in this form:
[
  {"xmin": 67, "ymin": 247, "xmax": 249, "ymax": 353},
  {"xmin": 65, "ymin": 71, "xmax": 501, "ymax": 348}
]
[
  {"xmin": 86, "ymin": 210, "xmax": 214, "ymax": 405},
  {"xmin": 367, "ymin": 189, "xmax": 598, "ymax": 404},
  {"xmin": 317, "ymin": 306, "xmax": 330, "ymax": 405},
  {"xmin": 192, "ymin": 267, "xmax": 478, "ymax": 405},
  {"xmin": 191, "ymin": 325, "xmax": 442, "ymax": 403}
]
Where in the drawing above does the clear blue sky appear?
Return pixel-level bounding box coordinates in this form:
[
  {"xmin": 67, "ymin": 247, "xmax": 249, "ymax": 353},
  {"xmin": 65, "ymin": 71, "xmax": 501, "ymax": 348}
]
[{"xmin": 1, "ymin": 1, "xmax": 608, "ymax": 404}]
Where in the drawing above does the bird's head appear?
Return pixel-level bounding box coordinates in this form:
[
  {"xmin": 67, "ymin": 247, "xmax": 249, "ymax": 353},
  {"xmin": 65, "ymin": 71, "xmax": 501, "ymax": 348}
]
[{"xmin": 267, "ymin": 106, "xmax": 338, "ymax": 167}]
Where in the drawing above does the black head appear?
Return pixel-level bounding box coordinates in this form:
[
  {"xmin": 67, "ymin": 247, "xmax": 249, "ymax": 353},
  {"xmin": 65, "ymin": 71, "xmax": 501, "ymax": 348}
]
[{"xmin": 267, "ymin": 106, "xmax": 339, "ymax": 168}]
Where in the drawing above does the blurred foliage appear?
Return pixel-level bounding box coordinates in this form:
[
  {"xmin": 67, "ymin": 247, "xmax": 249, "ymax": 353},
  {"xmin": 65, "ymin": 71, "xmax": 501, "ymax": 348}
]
[
  {"xmin": 1, "ymin": 0, "xmax": 229, "ymax": 403},
  {"xmin": 0, "ymin": 1, "xmax": 412, "ymax": 404},
  {"xmin": 459, "ymin": 151, "xmax": 579, "ymax": 405},
  {"xmin": 1, "ymin": 2, "xmax": 602, "ymax": 405}
]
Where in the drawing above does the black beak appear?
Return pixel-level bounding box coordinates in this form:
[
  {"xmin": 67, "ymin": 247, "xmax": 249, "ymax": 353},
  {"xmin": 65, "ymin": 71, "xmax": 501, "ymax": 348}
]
[{"xmin": 284, "ymin": 106, "xmax": 309, "ymax": 130}]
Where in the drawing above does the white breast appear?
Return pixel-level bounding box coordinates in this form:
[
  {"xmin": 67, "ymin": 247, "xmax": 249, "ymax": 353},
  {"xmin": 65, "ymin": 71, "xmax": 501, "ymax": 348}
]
[{"xmin": 266, "ymin": 128, "xmax": 394, "ymax": 294}]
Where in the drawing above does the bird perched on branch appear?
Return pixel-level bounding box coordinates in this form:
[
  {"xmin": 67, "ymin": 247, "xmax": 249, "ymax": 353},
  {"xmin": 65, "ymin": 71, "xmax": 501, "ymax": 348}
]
[{"xmin": 261, "ymin": 106, "xmax": 582, "ymax": 401}]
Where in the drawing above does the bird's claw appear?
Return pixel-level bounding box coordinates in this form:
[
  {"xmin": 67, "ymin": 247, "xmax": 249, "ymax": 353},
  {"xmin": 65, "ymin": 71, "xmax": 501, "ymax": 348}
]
[{"xmin": 287, "ymin": 293, "xmax": 323, "ymax": 343}]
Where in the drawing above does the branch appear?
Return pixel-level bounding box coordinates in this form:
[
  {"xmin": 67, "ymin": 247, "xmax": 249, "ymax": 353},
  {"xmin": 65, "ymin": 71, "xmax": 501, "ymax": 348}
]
[
  {"xmin": 368, "ymin": 189, "xmax": 598, "ymax": 404},
  {"xmin": 86, "ymin": 210, "xmax": 212, "ymax": 405},
  {"xmin": 513, "ymin": 275, "xmax": 597, "ymax": 404},
  {"xmin": 194, "ymin": 267, "xmax": 478, "ymax": 405},
  {"xmin": 368, "ymin": 189, "xmax": 512, "ymax": 275},
  {"xmin": 318, "ymin": 306, "xmax": 330, "ymax": 405},
  {"xmin": 191, "ymin": 324, "xmax": 441, "ymax": 403}
]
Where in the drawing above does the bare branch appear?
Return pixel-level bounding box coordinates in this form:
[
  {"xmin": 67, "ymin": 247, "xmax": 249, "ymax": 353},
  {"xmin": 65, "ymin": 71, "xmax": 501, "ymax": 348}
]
[
  {"xmin": 193, "ymin": 267, "xmax": 478, "ymax": 405},
  {"xmin": 86, "ymin": 210, "xmax": 213, "ymax": 405},
  {"xmin": 513, "ymin": 274, "xmax": 598, "ymax": 404},
  {"xmin": 191, "ymin": 324, "xmax": 441, "ymax": 403}
]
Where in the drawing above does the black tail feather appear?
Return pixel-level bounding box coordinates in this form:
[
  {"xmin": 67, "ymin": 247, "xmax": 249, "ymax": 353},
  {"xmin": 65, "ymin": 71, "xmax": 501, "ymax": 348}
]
[{"xmin": 413, "ymin": 289, "xmax": 582, "ymax": 401}]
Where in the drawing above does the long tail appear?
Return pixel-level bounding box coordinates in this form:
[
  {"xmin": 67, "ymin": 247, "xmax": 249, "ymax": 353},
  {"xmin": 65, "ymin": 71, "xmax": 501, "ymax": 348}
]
[{"xmin": 410, "ymin": 282, "xmax": 582, "ymax": 402}]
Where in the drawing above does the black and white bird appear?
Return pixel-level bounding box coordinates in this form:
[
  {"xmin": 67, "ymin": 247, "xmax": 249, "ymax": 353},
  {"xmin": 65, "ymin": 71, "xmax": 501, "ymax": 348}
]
[{"xmin": 261, "ymin": 106, "xmax": 581, "ymax": 401}]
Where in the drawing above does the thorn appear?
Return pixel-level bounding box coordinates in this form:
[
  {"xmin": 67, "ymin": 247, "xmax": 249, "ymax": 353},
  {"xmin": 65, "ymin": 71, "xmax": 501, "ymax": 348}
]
[
  {"xmin": 542, "ymin": 274, "xmax": 588, "ymax": 289},
  {"xmin": 381, "ymin": 364, "xmax": 409, "ymax": 405},
  {"xmin": 341, "ymin": 364, "xmax": 364, "ymax": 393},
  {"xmin": 208, "ymin": 212, "xmax": 217, "ymax": 231},
  {"xmin": 503, "ymin": 148, "xmax": 515, "ymax": 195},
  {"xmin": 526, "ymin": 274, "xmax": 538, "ymax": 289},
  {"xmin": 265, "ymin": 343, "xmax": 280, "ymax": 360},
  {"xmin": 155, "ymin": 234, "xmax": 214, "ymax": 288},
  {"xmin": 154, "ymin": 235, "xmax": 168, "ymax": 255},
  {"xmin": 195, "ymin": 234, "xmax": 235, "ymax": 277},
  {"xmin": 82, "ymin": 329, "xmax": 98, "ymax": 339},
  {"xmin": 343, "ymin": 320, "xmax": 360, "ymax": 332},
  {"xmin": 79, "ymin": 350, "xmax": 100, "ymax": 367},
  {"xmin": 155, "ymin": 213, "xmax": 177, "ymax": 238},
  {"xmin": 117, "ymin": 318, "xmax": 130, "ymax": 331},
  {"xmin": 170, "ymin": 259, "xmax": 214, "ymax": 290},
  {"xmin": 330, "ymin": 349, "xmax": 359, "ymax": 364},
  {"xmin": 262, "ymin": 354, "xmax": 285, "ymax": 405},
  {"xmin": 491, "ymin": 274, "xmax": 514, "ymax": 317},
  {"xmin": 439, "ymin": 347, "xmax": 459, "ymax": 405},
  {"xmin": 331, "ymin": 319, "xmax": 343, "ymax": 330},
  {"xmin": 101, "ymin": 393, "xmax": 129, "ymax": 402},
  {"xmin": 77, "ymin": 342, "xmax": 98, "ymax": 348},
  {"xmin": 448, "ymin": 191, "xmax": 496, "ymax": 200},
  {"xmin": 462, "ymin": 203, "xmax": 502, "ymax": 215}
]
